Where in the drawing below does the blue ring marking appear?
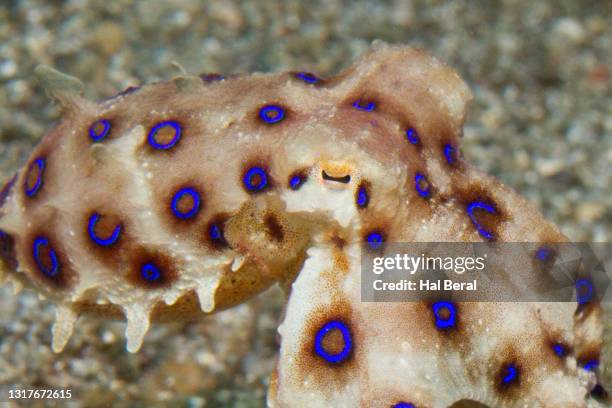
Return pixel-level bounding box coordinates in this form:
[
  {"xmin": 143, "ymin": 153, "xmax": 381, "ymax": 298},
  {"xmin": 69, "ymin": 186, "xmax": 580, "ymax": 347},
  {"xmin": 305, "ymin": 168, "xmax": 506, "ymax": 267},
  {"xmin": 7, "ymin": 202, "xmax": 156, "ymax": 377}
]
[
  {"xmin": 414, "ymin": 173, "xmax": 431, "ymax": 198},
  {"xmin": 171, "ymin": 187, "xmax": 201, "ymax": 220},
  {"xmin": 536, "ymin": 246, "xmax": 552, "ymax": 261},
  {"xmin": 466, "ymin": 201, "xmax": 496, "ymax": 240},
  {"xmin": 295, "ymin": 72, "xmax": 320, "ymax": 84},
  {"xmin": 243, "ymin": 167, "xmax": 268, "ymax": 192},
  {"xmin": 356, "ymin": 185, "xmax": 368, "ymax": 208},
  {"xmin": 24, "ymin": 158, "xmax": 45, "ymax": 197},
  {"xmin": 393, "ymin": 403, "xmax": 416, "ymax": 408},
  {"xmin": 147, "ymin": 120, "xmax": 182, "ymax": 150},
  {"xmin": 141, "ymin": 262, "xmax": 161, "ymax": 282},
  {"xmin": 582, "ymin": 360, "xmax": 599, "ymax": 372},
  {"xmin": 33, "ymin": 237, "xmax": 59, "ymax": 278},
  {"xmin": 89, "ymin": 119, "xmax": 111, "ymax": 142},
  {"xmin": 289, "ymin": 174, "xmax": 305, "ymax": 190},
  {"xmin": 553, "ymin": 343, "xmax": 567, "ymax": 358},
  {"xmin": 444, "ymin": 144, "xmax": 457, "ymax": 165},
  {"xmin": 366, "ymin": 231, "xmax": 384, "ymax": 250},
  {"xmin": 87, "ymin": 213, "xmax": 122, "ymax": 246},
  {"xmin": 209, "ymin": 223, "xmax": 223, "ymax": 241},
  {"xmin": 352, "ymin": 99, "xmax": 375, "ymax": 112},
  {"xmin": 314, "ymin": 320, "xmax": 352, "ymax": 364},
  {"xmin": 406, "ymin": 128, "xmax": 419, "ymax": 145},
  {"xmin": 432, "ymin": 301, "xmax": 457, "ymax": 329},
  {"xmin": 502, "ymin": 364, "xmax": 519, "ymax": 384},
  {"xmin": 575, "ymin": 278, "xmax": 594, "ymax": 305},
  {"xmin": 259, "ymin": 105, "xmax": 285, "ymax": 124}
]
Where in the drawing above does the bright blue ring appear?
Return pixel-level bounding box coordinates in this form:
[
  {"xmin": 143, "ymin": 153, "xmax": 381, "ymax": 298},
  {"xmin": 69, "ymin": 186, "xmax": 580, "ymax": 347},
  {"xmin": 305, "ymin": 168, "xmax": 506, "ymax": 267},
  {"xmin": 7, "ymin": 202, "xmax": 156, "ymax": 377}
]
[
  {"xmin": 147, "ymin": 121, "xmax": 182, "ymax": 149},
  {"xmin": 314, "ymin": 320, "xmax": 352, "ymax": 364},
  {"xmin": 366, "ymin": 231, "xmax": 383, "ymax": 249},
  {"xmin": 393, "ymin": 403, "xmax": 416, "ymax": 408},
  {"xmin": 171, "ymin": 187, "xmax": 201, "ymax": 220},
  {"xmin": 575, "ymin": 278, "xmax": 594, "ymax": 305},
  {"xmin": 33, "ymin": 237, "xmax": 59, "ymax": 278},
  {"xmin": 259, "ymin": 105, "xmax": 285, "ymax": 124},
  {"xmin": 141, "ymin": 262, "xmax": 161, "ymax": 282},
  {"xmin": 466, "ymin": 201, "xmax": 496, "ymax": 240},
  {"xmin": 444, "ymin": 144, "xmax": 457, "ymax": 164},
  {"xmin": 414, "ymin": 173, "xmax": 430, "ymax": 198},
  {"xmin": 243, "ymin": 167, "xmax": 268, "ymax": 192},
  {"xmin": 356, "ymin": 185, "xmax": 368, "ymax": 208},
  {"xmin": 432, "ymin": 301, "xmax": 456, "ymax": 329},
  {"xmin": 502, "ymin": 364, "xmax": 518, "ymax": 384},
  {"xmin": 553, "ymin": 343, "xmax": 567, "ymax": 357},
  {"xmin": 406, "ymin": 128, "xmax": 419, "ymax": 145},
  {"xmin": 352, "ymin": 99, "xmax": 375, "ymax": 111},
  {"xmin": 88, "ymin": 213, "xmax": 122, "ymax": 246},
  {"xmin": 583, "ymin": 360, "xmax": 599, "ymax": 372},
  {"xmin": 24, "ymin": 158, "xmax": 45, "ymax": 197},
  {"xmin": 295, "ymin": 72, "xmax": 319, "ymax": 84},
  {"xmin": 89, "ymin": 119, "xmax": 111, "ymax": 142},
  {"xmin": 289, "ymin": 175, "xmax": 304, "ymax": 190}
]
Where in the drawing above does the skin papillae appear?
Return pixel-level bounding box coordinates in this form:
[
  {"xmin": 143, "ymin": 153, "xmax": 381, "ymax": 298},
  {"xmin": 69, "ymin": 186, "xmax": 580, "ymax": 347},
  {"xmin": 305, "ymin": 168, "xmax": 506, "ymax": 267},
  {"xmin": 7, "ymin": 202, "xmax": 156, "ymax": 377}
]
[{"xmin": 0, "ymin": 42, "xmax": 605, "ymax": 407}]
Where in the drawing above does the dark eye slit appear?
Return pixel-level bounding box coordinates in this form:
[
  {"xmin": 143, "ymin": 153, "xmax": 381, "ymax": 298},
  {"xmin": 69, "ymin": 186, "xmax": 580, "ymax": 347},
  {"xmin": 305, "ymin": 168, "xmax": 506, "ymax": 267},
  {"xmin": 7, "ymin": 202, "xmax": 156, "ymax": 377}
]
[{"xmin": 322, "ymin": 171, "xmax": 351, "ymax": 184}]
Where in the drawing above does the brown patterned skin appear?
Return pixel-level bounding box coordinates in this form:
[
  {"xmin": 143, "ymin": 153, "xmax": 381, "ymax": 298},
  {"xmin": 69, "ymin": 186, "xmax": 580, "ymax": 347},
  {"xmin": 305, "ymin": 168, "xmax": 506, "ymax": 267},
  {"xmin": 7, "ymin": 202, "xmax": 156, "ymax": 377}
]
[{"xmin": 0, "ymin": 42, "xmax": 603, "ymax": 406}]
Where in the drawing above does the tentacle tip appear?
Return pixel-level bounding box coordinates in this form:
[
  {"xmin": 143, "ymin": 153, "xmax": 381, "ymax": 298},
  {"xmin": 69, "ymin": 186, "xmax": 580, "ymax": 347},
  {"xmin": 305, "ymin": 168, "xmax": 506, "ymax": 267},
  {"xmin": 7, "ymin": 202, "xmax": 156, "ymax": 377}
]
[
  {"xmin": 34, "ymin": 65, "xmax": 85, "ymax": 107},
  {"xmin": 51, "ymin": 305, "xmax": 78, "ymax": 353}
]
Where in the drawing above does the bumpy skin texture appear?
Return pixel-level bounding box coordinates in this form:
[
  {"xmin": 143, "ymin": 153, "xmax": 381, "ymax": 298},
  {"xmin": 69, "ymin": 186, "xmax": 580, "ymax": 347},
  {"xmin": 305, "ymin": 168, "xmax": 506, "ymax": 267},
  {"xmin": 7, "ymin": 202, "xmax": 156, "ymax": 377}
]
[{"xmin": 0, "ymin": 42, "xmax": 604, "ymax": 406}]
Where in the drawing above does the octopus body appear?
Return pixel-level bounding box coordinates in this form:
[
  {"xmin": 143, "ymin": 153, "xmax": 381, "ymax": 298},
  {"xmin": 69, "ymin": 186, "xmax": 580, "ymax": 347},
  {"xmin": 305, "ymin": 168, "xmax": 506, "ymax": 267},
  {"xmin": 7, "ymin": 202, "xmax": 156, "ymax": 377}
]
[{"xmin": 0, "ymin": 42, "xmax": 605, "ymax": 407}]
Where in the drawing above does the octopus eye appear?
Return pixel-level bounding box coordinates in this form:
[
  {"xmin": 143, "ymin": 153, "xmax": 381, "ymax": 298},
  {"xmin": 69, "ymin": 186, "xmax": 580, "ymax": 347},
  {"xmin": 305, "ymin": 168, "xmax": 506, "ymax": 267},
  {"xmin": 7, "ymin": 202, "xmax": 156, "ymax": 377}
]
[
  {"xmin": 171, "ymin": 187, "xmax": 201, "ymax": 220},
  {"xmin": 322, "ymin": 171, "xmax": 350, "ymax": 184},
  {"xmin": 89, "ymin": 119, "xmax": 111, "ymax": 142},
  {"xmin": 314, "ymin": 320, "xmax": 352, "ymax": 364},
  {"xmin": 24, "ymin": 157, "xmax": 46, "ymax": 197},
  {"xmin": 33, "ymin": 236, "xmax": 60, "ymax": 278},
  {"xmin": 148, "ymin": 120, "xmax": 182, "ymax": 150},
  {"xmin": 432, "ymin": 301, "xmax": 456, "ymax": 330},
  {"xmin": 259, "ymin": 105, "xmax": 285, "ymax": 124},
  {"xmin": 243, "ymin": 167, "xmax": 269, "ymax": 193},
  {"xmin": 87, "ymin": 213, "xmax": 122, "ymax": 246}
]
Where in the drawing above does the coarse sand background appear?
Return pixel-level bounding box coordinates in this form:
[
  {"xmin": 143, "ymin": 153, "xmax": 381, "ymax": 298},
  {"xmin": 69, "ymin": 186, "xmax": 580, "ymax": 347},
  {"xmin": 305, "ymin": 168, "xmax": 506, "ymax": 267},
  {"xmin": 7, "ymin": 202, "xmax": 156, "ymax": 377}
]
[{"xmin": 0, "ymin": 1, "xmax": 609, "ymax": 406}]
